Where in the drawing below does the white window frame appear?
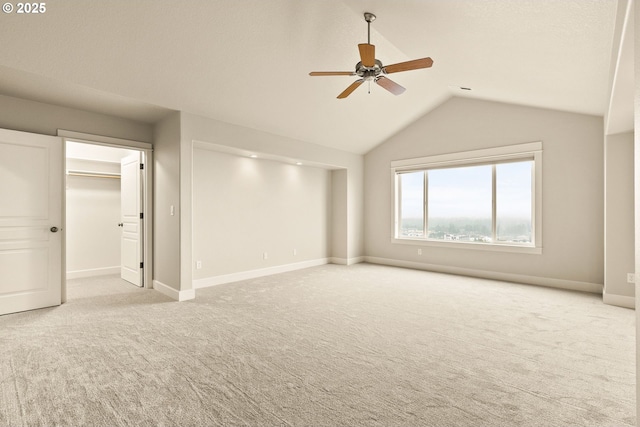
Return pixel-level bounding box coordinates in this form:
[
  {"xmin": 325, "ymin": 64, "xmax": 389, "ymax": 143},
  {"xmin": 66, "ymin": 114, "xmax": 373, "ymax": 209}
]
[{"xmin": 390, "ymin": 142, "xmax": 542, "ymax": 254}]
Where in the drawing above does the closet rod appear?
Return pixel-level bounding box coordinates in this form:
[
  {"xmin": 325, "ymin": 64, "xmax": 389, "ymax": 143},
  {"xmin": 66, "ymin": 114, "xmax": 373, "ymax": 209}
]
[{"xmin": 66, "ymin": 170, "xmax": 121, "ymax": 179}]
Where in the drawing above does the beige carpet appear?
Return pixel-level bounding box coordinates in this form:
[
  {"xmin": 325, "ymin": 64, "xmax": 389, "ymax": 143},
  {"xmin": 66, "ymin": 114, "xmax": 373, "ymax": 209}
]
[{"xmin": 0, "ymin": 264, "xmax": 635, "ymax": 426}]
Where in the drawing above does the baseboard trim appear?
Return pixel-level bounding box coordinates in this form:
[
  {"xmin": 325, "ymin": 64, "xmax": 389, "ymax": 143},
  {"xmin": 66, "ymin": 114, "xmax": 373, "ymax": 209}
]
[
  {"xmin": 364, "ymin": 256, "xmax": 603, "ymax": 294},
  {"xmin": 330, "ymin": 256, "xmax": 365, "ymax": 266},
  {"xmin": 153, "ymin": 280, "xmax": 195, "ymax": 302},
  {"xmin": 66, "ymin": 266, "xmax": 120, "ymax": 280},
  {"xmin": 193, "ymin": 258, "xmax": 330, "ymax": 289},
  {"xmin": 603, "ymin": 292, "xmax": 635, "ymax": 309}
]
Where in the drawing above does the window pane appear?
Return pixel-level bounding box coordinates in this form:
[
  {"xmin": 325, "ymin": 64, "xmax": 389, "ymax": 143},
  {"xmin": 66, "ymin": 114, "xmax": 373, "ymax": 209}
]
[
  {"xmin": 399, "ymin": 171, "xmax": 424, "ymax": 237},
  {"xmin": 496, "ymin": 161, "xmax": 532, "ymax": 243},
  {"xmin": 427, "ymin": 165, "xmax": 492, "ymax": 242}
]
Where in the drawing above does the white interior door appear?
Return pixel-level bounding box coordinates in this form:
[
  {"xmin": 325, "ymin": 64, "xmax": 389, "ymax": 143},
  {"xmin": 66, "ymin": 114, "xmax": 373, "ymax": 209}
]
[
  {"xmin": 0, "ymin": 128, "xmax": 62, "ymax": 316},
  {"xmin": 120, "ymin": 152, "xmax": 142, "ymax": 286}
]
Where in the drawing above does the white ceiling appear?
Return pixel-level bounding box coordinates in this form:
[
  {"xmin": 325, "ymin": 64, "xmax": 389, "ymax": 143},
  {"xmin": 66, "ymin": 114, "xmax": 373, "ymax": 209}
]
[{"xmin": 0, "ymin": 0, "xmax": 618, "ymax": 154}]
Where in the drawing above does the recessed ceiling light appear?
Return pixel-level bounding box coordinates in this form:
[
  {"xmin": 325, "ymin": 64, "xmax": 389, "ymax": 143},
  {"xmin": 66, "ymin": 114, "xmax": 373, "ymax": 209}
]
[
  {"xmin": 249, "ymin": 154, "xmax": 257, "ymax": 158},
  {"xmin": 296, "ymin": 162, "xmax": 302, "ymax": 166}
]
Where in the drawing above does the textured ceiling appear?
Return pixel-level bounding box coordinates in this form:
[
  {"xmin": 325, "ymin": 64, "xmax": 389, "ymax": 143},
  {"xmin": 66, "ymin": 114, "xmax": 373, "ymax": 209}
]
[{"xmin": 0, "ymin": 0, "xmax": 618, "ymax": 154}]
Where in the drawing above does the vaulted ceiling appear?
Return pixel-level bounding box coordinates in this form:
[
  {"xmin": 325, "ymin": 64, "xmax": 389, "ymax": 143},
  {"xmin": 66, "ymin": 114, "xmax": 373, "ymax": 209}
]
[{"xmin": 0, "ymin": 0, "xmax": 618, "ymax": 154}]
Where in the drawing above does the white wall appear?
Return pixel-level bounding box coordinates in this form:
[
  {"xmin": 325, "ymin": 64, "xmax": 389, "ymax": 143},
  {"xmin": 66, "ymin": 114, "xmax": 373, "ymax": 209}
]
[
  {"xmin": 192, "ymin": 149, "xmax": 331, "ymax": 281},
  {"xmin": 153, "ymin": 112, "xmax": 182, "ymax": 291},
  {"xmin": 365, "ymin": 97, "xmax": 604, "ymax": 291},
  {"xmin": 0, "ymin": 94, "xmax": 152, "ymax": 142},
  {"xmin": 604, "ymin": 131, "xmax": 635, "ymax": 306},
  {"xmin": 633, "ymin": 0, "xmax": 639, "ymax": 419},
  {"xmin": 604, "ymin": 0, "xmax": 635, "ymax": 307},
  {"xmin": 65, "ymin": 158, "xmax": 121, "ymax": 278},
  {"xmin": 331, "ymin": 169, "xmax": 348, "ymax": 261},
  {"xmin": 180, "ymin": 112, "xmax": 364, "ymax": 290}
]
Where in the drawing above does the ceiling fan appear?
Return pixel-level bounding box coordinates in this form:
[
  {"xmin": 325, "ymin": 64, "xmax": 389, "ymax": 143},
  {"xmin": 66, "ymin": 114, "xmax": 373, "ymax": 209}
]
[{"xmin": 309, "ymin": 12, "xmax": 434, "ymax": 99}]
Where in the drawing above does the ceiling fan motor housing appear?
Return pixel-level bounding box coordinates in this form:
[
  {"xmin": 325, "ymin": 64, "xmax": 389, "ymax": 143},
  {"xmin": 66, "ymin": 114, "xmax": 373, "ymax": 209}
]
[{"xmin": 356, "ymin": 59, "xmax": 383, "ymax": 81}]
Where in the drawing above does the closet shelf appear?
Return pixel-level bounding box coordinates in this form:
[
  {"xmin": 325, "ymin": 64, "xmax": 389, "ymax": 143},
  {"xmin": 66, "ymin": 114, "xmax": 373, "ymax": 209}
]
[{"xmin": 66, "ymin": 170, "xmax": 121, "ymax": 179}]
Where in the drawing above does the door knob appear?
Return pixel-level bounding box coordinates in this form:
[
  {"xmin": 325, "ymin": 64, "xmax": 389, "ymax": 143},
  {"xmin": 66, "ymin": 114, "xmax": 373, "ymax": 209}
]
[{"xmin": 50, "ymin": 227, "xmax": 58, "ymax": 233}]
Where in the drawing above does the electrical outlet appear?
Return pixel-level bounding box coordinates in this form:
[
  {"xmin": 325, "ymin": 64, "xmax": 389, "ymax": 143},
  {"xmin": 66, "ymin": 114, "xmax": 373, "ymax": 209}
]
[
  {"xmin": 196, "ymin": 260, "xmax": 202, "ymax": 269},
  {"xmin": 418, "ymin": 248, "xmax": 422, "ymax": 255},
  {"xmin": 263, "ymin": 252, "xmax": 268, "ymax": 260},
  {"xmin": 627, "ymin": 273, "xmax": 635, "ymax": 284}
]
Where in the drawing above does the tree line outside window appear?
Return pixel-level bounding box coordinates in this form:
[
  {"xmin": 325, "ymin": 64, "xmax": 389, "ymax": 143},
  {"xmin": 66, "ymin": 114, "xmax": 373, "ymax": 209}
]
[{"xmin": 397, "ymin": 159, "xmax": 533, "ymax": 246}]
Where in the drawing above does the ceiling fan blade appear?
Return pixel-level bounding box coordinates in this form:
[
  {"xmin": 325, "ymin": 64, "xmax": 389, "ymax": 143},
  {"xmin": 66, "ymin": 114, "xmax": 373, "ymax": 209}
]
[
  {"xmin": 309, "ymin": 71, "xmax": 356, "ymax": 76},
  {"xmin": 337, "ymin": 79, "xmax": 364, "ymax": 99},
  {"xmin": 358, "ymin": 43, "xmax": 376, "ymax": 67},
  {"xmin": 383, "ymin": 57, "xmax": 433, "ymax": 74},
  {"xmin": 376, "ymin": 76, "xmax": 406, "ymax": 95}
]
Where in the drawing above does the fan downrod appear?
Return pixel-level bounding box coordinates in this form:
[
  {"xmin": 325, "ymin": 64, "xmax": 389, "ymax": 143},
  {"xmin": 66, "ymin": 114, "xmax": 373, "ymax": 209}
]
[{"xmin": 364, "ymin": 12, "xmax": 376, "ymax": 44}]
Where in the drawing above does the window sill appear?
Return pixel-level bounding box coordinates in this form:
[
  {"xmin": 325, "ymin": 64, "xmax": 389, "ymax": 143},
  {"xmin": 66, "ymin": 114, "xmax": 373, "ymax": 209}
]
[{"xmin": 391, "ymin": 237, "xmax": 542, "ymax": 254}]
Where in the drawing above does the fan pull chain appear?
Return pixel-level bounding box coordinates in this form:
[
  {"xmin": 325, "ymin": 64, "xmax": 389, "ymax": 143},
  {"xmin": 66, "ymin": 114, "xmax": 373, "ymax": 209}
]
[{"xmin": 368, "ymin": 81, "xmax": 371, "ymax": 94}]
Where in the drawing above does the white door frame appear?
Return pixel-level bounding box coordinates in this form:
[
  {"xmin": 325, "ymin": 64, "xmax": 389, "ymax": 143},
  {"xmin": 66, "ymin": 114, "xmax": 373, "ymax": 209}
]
[{"xmin": 59, "ymin": 130, "xmax": 153, "ymax": 301}]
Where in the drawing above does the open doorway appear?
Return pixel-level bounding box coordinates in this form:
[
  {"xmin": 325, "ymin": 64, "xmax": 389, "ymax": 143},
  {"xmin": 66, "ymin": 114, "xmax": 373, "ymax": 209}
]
[{"xmin": 65, "ymin": 141, "xmax": 148, "ymax": 295}]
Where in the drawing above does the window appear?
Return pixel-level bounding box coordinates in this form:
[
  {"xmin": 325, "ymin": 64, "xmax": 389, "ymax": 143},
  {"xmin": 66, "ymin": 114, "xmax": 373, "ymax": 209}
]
[
  {"xmin": 392, "ymin": 143, "xmax": 542, "ymax": 253},
  {"xmin": 426, "ymin": 164, "xmax": 493, "ymax": 242},
  {"xmin": 496, "ymin": 161, "xmax": 533, "ymax": 243},
  {"xmin": 398, "ymin": 171, "xmax": 424, "ymax": 237}
]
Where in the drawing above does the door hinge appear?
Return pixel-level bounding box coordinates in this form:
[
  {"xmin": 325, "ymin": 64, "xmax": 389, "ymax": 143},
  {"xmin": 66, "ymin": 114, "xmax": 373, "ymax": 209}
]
[
  {"xmin": 140, "ymin": 262, "xmax": 144, "ymax": 269},
  {"xmin": 140, "ymin": 212, "xmax": 143, "ymax": 219},
  {"xmin": 140, "ymin": 163, "xmax": 144, "ymax": 170}
]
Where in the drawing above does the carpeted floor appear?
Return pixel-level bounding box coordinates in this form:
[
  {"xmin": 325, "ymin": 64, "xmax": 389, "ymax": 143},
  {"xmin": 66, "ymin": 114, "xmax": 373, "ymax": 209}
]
[{"xmin": 0, "ymin": 264, "xmax": 635, "ymax": 426}]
